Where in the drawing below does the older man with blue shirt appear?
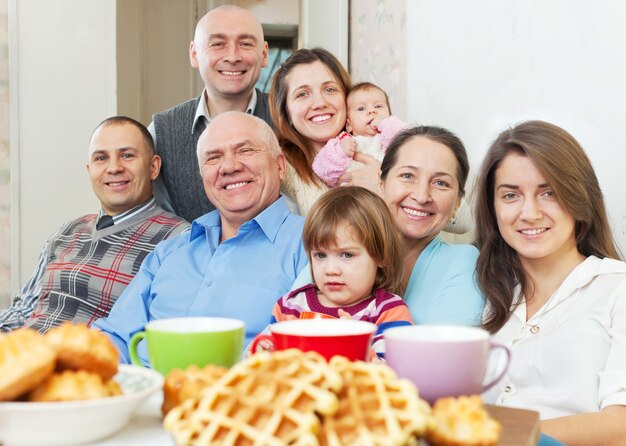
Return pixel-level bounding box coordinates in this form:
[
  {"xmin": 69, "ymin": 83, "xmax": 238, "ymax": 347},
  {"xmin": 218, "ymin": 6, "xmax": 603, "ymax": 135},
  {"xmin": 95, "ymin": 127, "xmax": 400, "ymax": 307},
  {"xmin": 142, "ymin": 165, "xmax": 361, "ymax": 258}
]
[{"xmin": 94, "ymin": 112, "xmax": 307, "ymax": 363}]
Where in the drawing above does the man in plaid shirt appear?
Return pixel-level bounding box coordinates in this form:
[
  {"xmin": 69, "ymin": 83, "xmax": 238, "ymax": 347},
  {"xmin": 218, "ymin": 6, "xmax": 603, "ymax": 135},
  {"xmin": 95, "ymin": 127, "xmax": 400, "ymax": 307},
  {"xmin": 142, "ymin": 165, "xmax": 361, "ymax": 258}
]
[{"xmin": 0, "ymin": 116, "xmax": 189, "ymax": 332}]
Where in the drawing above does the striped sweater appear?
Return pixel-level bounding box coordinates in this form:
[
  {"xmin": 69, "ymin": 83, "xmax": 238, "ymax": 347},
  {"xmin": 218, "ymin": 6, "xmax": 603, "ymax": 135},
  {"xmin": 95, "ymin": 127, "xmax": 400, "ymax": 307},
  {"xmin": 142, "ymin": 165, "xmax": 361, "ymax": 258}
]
[
  {"xmin": 270, "ymin": 283, "xmax": 413, "ymax": 357},
  {"xmin": 0, "ymin": 206, "xmax": 188, "ymax": 333}
]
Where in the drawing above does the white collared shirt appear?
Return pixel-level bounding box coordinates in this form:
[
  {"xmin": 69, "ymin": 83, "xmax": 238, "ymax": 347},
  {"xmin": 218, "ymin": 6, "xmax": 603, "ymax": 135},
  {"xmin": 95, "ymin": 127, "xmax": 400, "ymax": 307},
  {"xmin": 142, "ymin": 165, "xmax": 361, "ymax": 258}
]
[
  {"xmin": 190, "ymin": 88, "xmax": 258, "ymax": 134},
  {"xmin": 483, "ymin": 256, "xmax": 626, "ymax": 420}
]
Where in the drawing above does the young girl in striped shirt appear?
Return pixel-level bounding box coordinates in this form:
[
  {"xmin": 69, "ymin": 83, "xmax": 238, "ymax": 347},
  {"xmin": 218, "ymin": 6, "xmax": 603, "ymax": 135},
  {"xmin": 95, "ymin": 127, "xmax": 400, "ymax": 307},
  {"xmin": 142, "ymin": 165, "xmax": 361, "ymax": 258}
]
[{"xmin": 260, "ymin": 186, "xmax": 413, "ymax": 359}]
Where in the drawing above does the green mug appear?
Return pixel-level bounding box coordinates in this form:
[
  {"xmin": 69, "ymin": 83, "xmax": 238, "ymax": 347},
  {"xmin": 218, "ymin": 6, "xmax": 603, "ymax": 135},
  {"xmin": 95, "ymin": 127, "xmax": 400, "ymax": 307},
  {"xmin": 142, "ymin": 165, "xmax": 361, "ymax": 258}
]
[{"xmin": 128, "ymin": 317, "xmax": 245, "ymax": 375}]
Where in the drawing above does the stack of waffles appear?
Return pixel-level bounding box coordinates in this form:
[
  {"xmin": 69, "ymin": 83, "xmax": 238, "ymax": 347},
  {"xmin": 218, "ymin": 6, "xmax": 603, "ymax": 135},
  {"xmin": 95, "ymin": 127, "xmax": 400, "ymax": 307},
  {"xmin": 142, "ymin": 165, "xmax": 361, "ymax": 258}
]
[
  {"xmin": 163, "ymin": 349, "xmax": 500, "ymax": 446},
  {"xmin": 164, "ymin": 349, "xmax": 432, "ymax": 446}
]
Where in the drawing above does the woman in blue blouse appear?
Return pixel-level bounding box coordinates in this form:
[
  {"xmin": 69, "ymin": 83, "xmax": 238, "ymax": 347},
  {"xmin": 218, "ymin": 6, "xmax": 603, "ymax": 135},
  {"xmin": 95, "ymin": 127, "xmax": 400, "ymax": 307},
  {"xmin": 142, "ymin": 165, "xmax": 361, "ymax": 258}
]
[{"xmin": 379, "ymin": 126, "xmax": 484, "ymax": 324}]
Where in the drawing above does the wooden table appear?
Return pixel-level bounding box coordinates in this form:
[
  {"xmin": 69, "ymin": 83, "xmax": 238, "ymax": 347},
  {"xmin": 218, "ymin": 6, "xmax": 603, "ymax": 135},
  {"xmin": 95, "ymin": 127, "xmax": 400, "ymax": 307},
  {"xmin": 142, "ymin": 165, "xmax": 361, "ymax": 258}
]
[{"xmin": 486, "ymin": 404, "xmax": 540, "ymax": 446}]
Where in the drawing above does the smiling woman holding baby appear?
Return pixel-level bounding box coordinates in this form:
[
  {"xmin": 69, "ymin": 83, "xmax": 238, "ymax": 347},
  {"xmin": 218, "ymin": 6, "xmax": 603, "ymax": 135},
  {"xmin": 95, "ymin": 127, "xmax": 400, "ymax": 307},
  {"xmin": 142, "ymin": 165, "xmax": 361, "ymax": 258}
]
[{"xmin": 269, "ymin": 48, "xmax": 398, "ymax": 214}]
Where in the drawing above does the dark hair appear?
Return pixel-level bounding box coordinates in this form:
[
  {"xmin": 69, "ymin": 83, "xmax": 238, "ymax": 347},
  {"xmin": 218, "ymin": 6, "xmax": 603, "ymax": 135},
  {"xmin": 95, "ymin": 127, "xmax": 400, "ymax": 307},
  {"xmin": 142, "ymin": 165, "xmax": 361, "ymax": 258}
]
[
  {"xmin": 269, "ymin": 47, "xmax": 351, "ymax": 186},
  {"xmin": 475, "ymin": 120, "xmax": 621, "ymax": 333},
  {"xmin": 381, "ymin": 125, "xmax": 470, "ymax": 198},
  {"xmin": 348, "ymin": 82, "xmax": 391, "ymax": 113},
  {"xmin": 93, "ymin": 116, "xmax": 155, "ymax": 154},
  {"xmin": 303, "ymin": 186, "xmax": 405, "ymax": 296}
]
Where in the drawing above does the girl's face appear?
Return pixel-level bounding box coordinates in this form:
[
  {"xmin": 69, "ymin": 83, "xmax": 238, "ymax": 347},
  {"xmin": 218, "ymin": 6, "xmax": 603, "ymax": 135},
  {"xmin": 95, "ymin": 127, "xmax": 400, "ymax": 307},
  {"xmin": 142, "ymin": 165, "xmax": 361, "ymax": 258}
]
[
  {"xmin": 310, "ymin": 222, "xmax": 380, "ymax": 308},
  {"xmin": 493, "ymin": 153, "xmax": 578, "ymax": 266},
  {"xmin": 380, "ymin": 136, "xmax": 461, "ymax": 246},
  {"xmin": 285, "ymin": 61, "xmax": 347, "ymax": 152}
]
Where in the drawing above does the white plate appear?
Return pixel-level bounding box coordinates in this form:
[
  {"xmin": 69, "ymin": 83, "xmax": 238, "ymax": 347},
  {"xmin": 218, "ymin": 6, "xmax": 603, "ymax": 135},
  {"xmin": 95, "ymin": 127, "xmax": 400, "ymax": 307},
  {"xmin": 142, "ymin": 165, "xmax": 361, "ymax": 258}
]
[{"xmin": 0, "ymin": 364, "xmax": 163, "ymax": 446}]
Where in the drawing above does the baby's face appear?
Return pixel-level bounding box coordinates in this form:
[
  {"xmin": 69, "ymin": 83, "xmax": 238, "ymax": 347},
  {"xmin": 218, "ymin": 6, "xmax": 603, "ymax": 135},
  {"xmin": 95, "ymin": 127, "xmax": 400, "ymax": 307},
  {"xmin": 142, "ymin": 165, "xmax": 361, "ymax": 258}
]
[{"xmin": 346, "ymin": 88, "xmax": 391, "ymax": 137}]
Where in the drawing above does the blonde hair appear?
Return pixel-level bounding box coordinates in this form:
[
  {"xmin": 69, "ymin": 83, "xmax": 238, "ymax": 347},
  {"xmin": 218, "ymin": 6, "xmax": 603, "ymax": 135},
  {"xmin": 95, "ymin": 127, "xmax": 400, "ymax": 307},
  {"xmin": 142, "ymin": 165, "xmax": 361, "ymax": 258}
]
[{"xmin": 303, "ymin": 187, "xmax": 404, "ymax": 296}]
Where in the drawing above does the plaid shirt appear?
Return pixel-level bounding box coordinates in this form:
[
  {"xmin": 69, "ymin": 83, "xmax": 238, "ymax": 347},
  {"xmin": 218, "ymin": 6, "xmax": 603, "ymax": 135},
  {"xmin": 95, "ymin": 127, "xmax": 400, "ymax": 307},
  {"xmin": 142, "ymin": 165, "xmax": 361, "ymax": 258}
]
[{"xmin": 0, "ymin": 199, "xmax": 189, "ymax": 332}]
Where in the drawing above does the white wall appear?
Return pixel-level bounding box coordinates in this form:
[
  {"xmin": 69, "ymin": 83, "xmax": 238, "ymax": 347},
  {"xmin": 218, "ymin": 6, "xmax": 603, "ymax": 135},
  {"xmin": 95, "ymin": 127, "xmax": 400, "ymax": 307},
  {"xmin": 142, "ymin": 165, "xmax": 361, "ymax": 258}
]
[
  {"xmin": 11, "ymin": 0, "xmax": 117, "ymax": 291},
  {"xmin": 300, "ymin": 0, "xmax": 348, "ymax": 66},
  {"xmin": 407, "ymin": 0, "xmax": 626, "ymax": 252}
]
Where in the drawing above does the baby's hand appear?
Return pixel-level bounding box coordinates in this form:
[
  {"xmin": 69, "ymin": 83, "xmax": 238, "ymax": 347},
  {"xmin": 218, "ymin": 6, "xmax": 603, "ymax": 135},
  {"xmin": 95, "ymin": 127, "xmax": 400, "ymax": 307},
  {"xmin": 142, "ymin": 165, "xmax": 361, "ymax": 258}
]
[
  {"xmin": 370, "ymin": 116, "xmax": 385, "ymax": 131},
  {"xmin": 339, "ymin": 136, "xmax": 357, "ymax": 158},
  {"xmin": 337, "ymin": 309, "xmax": 352, "ymax": 319}
]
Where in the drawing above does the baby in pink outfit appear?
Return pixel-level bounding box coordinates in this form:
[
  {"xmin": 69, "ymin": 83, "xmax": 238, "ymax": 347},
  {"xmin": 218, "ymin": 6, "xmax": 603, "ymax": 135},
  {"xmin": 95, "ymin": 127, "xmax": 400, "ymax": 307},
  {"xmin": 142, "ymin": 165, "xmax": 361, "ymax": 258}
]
[{"xmin": 312, "ymin": 82, "xmax": 407, "ymax": 186}]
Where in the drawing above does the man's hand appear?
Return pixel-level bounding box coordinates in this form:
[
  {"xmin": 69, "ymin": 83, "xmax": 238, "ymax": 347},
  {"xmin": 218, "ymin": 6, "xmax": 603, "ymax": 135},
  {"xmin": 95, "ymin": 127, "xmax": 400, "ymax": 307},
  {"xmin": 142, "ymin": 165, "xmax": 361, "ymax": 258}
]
[{"xmin": 338, "ymin": 152, "xmax": 382, "ymax": 194}]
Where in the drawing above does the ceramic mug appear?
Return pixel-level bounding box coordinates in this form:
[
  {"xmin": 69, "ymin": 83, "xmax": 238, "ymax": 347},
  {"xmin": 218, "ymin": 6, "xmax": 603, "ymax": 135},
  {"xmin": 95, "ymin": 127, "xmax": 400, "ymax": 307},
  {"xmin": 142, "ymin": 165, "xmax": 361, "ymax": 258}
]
[
  {"xmin": 129, "ymin": 317, "xmax": 245, "ymax": 375},
  {"xmin": 384, "ymin": 325, "xmax": 511, "ymax": 403},
  {"xmin": 249, "ymin": 319, "xmax": 377, "ymax": 361}
]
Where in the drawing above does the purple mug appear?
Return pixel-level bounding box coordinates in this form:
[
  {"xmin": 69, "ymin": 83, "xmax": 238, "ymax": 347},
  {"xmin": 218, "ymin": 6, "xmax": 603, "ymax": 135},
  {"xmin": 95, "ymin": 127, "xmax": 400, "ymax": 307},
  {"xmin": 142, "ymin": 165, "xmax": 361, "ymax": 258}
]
[{"xmin": 384, "ymin": 325, "xmax": 510, "ymax": 404}]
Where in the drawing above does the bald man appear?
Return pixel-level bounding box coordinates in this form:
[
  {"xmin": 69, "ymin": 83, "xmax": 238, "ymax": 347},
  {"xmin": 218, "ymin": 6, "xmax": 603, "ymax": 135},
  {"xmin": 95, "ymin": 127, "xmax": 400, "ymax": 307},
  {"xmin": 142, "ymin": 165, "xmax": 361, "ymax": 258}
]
[{"xmin": 149, "ymin": 5, "xmax": 272, "ymax": 222}]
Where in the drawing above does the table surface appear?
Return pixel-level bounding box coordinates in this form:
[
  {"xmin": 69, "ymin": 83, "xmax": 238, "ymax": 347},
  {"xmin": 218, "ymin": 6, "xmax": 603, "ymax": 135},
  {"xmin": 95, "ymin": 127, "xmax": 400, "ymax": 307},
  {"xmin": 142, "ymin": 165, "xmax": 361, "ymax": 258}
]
[
  {"xmin": 486, "ymin": 404, "xmax": 541, "ymax": 446},
  {"xmin": 82, "ymin": 395, "xmax": 540, "ymax": 446}
]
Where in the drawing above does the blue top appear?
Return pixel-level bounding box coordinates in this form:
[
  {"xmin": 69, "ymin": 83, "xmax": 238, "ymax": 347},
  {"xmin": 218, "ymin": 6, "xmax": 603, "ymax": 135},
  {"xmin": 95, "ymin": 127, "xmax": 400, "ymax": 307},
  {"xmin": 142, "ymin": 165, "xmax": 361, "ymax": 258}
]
[
  {"xmin": 93, "ymin": 197, "xmax": 307, "ymax": 364},
  {"xmin": 290, "ymin": 235, "xmax": 484, "ymax": 325},
  {"xmin": 405, "ymin": 236, "xmax": 483, "ymax": 325}
]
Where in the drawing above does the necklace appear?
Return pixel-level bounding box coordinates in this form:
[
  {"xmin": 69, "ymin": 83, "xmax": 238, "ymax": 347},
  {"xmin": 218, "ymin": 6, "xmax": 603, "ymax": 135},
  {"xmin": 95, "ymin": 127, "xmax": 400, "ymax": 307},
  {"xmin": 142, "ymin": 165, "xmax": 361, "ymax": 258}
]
[{"xmin": 525, "ymin": 288, "xmax": 560, "ymax": 335}]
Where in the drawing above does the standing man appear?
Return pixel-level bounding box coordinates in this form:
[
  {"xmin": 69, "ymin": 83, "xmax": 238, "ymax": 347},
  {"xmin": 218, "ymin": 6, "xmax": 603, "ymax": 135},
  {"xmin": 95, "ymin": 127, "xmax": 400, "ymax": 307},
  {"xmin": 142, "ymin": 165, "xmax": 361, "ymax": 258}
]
[
  {"xmin": 95, "ymin": 113, "xmax": 307, "ymax": 363},
  {"xmin": 0, "ymin": 117, "xmax": 189, "ymax": 332},
  {"xmin": 150, "ymin": 5, "xmax": 271, "ymax": 222}
]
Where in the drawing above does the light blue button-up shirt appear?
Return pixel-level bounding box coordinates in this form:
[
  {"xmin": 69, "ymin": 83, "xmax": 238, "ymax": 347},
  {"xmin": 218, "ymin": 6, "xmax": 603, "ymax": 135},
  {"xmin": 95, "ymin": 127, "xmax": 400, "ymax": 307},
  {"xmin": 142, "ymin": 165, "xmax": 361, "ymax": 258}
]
[{"xmin": 93, "ymin": 197, "xmax": 307, "ymax": 364}]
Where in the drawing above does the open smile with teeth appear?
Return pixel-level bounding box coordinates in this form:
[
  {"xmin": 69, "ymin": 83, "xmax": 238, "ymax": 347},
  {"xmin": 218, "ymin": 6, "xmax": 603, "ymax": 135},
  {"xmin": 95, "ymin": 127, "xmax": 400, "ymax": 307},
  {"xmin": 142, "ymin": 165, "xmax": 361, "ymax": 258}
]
[
  {"xmin": 520, "ymin": 228, "xmax": 548, "ymax": 235},
  {"xmin": 106, "ymin": 180, "xmax": 129, "ymax": 187},
  {"xmin": 402, "ymin": 207, "xmax": 430, "ymax": 217},
  {"xmin": 224, "ymin": 181, "xmax": 249, "ymax": 190},
  {"xmin": 220, "ymin": 70, "xmax": 245, "ymax": 76},
  {"xmin": 310, "ymin": 114, "xmax": 332, "ymax": 123}
]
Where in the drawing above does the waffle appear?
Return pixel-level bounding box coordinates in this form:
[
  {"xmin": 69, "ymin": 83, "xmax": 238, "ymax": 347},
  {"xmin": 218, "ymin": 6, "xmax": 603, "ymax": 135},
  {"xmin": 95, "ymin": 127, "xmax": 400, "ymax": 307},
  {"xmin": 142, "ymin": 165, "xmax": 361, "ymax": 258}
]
[
  {"xmin": 318, "ymin": 356, "xmax": 432, "ymax": 446},
  {"xmin": 426, "ymin": 395, "xmax": 501, "ymax": 446},
  {"xmin": 164, "ymin": 349, "xmax": 343, "ymax": 445},
  {"xmin": 162, "ymin": 364, "xmax": 229, "ymax": 415},
  {"xmin": 0, "ymin": 328, "xmax": 57, "ymax": 401}
]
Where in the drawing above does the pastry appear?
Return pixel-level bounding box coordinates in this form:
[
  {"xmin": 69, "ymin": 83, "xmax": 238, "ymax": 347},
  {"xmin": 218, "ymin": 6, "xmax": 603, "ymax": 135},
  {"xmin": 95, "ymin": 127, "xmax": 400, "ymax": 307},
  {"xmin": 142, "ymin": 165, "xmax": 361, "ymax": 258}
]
[
  {"xmin": 318, "ymin": 356, "xmax": 432, "ymax": 446},
  {"xmin": 162, "ymin": 364, "xmax": 229, "ymax": 415},
  {"xmin": 28, "ymin": 369, "xmax": 122, "ymax": 402},
  {"xmin": 0, "ymin": 328, "xmax": 57, "ymax": 401},
  {"xmin": 164, "ymin": 349, "xmax": 342, "ymax": 445},
  {"xmin": 45, "ymin": 322, "xmax": 119, "ymax": 380},
  {"xmin": 426, "ymin": 395, "xmax": 501, "ymax": 446}
]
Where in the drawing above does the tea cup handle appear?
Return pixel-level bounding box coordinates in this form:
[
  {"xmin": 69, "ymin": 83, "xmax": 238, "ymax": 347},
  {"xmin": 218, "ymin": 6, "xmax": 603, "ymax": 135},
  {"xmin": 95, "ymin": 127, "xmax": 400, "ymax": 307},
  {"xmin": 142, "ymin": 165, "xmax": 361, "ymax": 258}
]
[
  {"xmin": 128, "ymin": 331, "xmax": 147, "ymax": 367},
  {"xmin": 481, "ymin": 341, "xmax": 511, "ymax": 392},
  {"xmin": 249, "ymin": 334, "xmax": 274, "ymax": 354}
]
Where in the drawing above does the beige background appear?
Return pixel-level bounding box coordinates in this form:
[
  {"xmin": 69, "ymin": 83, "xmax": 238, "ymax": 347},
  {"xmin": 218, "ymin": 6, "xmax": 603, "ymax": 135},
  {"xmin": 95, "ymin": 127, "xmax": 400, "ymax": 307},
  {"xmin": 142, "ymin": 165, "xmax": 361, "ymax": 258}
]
[{"xmin": 0, "ymin": 0, "xmax": 10, "ymax": 304}]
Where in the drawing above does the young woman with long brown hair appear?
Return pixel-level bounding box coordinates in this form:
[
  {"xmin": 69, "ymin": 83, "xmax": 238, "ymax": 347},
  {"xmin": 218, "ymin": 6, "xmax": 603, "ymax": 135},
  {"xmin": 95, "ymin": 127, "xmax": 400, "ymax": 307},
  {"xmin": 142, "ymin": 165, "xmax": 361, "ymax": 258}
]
[{"xmin": 475, "ymin": 120, "xmax": 626, "ymax": 445}]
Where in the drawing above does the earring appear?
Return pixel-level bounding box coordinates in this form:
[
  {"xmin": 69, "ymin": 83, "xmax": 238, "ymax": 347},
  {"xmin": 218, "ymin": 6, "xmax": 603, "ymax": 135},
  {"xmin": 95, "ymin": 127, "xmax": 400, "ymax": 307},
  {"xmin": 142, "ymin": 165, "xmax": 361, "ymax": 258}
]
[{"xmin": 450, "ymin": 216, "xmax": 457, "ymax": 227}]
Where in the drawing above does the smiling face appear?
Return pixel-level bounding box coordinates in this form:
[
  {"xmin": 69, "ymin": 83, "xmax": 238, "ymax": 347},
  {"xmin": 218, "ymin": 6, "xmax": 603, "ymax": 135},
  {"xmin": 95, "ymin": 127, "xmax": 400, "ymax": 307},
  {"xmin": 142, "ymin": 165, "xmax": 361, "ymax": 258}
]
[
  {"xmin": 285, "ymin": 61, "xmax": 347, "ymax": 152},
  {"xmin": 494, "ymin": 153, "xmax": 578, "ymax": 266},
  {"xmin": 346, "ymin": 87, "xmax": 391, "ymax": 136},
  {"xmin": 87, "ymin": 123, "xmax": 160, "ymax": 216},
  {"xmin": 198, "ymin": 114, "xmax": 285, "ymax": 232},
  {"xmin": 380, "ymin": 136, "xmax": 461, "ymax": 248},
  {"xmin": 310, "ymin": 222, "xmax": 379, "ymax": 308},
  {"xmin": 190, "ymin": 7, "xmax": 268, "ymax": 100}
]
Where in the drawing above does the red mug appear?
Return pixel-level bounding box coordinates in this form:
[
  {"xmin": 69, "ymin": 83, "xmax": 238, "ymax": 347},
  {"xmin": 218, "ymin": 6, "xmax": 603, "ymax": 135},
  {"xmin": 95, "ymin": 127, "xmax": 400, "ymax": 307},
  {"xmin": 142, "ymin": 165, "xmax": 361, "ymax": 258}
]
[{"xmin": 250, "ymin": 319, "xmax": 377, "ymax": 361}]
